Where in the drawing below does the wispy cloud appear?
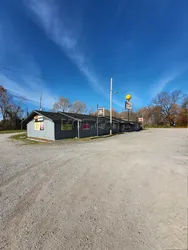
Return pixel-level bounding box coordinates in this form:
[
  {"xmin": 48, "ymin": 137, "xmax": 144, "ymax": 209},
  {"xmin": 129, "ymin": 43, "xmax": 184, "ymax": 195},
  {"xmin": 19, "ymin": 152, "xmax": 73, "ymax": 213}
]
[
  {"xmin": 24, "ymin": 0, "xmax": 105, "ymax": 94},
  {"xmin": 150, "ymin": 75, "xmax": 176, "ymax": 98},
  {"xmin": 0, "ymin": 73, "xmax": 57, "ymax": 109},
  {"xmin": 129, "ymin": 93, "xmax": 143, "ymax": 110},
  {"xmin": 150, "ymin": 67, "xmax": 188, "ymax": 98},
  {"xmin": 24, "ymin": 0, "xmax": 125, "ymax": 109},
  {"xmin": 0, "ymin": 19, "xmax": 58, "ymax": 109},
  {"xmin": 1, "ymin": 0, "xmax": 124, "ymax": 110}
]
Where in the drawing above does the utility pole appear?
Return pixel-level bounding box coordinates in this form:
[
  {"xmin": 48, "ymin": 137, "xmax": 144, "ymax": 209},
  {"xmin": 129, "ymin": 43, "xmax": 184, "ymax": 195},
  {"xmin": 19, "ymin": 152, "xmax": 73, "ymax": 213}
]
[
  {"xmin": 97, "ymin": 104, "xmax": 99, "ymax": 136},
  {"xmin": 110, "ymin": 77, "xmax": 113, "ymax": 135},
  {"xmin": 77, "ymin": 121, "xmax": 80, "ymax": 138},
  {"xmin": 26, "ymin": 107, "xmax": 29, "ymax": 117},
  {"xmin": 40, "ymin": 93, "xmax": 42, "ymax": 111}
]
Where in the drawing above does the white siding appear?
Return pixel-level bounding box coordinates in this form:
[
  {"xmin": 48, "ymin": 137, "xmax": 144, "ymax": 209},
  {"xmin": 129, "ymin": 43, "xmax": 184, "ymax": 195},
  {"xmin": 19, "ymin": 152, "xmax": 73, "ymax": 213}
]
[{"xmin": 27, "ymin": 119, "xmax": 55, "ymax": 140}]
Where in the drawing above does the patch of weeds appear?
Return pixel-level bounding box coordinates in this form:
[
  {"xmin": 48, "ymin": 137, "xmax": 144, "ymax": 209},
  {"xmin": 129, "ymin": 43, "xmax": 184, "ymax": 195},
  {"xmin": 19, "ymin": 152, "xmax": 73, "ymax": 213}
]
[
  {"xmin": 10, "ymin": 133, "xmax": 40, "ymax": 144},
  {"xmin": 0, "ymin": 130, "xmax": 26, "ymax": 134}
]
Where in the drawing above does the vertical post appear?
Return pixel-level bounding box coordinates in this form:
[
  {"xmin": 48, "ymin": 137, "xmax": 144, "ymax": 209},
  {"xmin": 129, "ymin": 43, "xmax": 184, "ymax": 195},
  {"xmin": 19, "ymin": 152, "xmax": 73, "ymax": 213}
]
[
  {"xmin": 77, "ymin": 121, "xmax": 80, "ymax": 138},
  {"xmin": 97, "ymin": 104, "xmax": 99, "ymax": 136},
  {"xmin": 110, "ymin": 77, "xmax": 112, "ymax": 135},
  {"xmin": 40, "ymin": 93, "xmax": 42, "ymax": 111},
  {"xmin": 142, "ymin": 113, "xmax": 145, "ymax": 130},
  {"xmin": 128, "ymin": 109, "xmax": 130, "ymax": 121},
  {"xmin": 27, "ymin": 107, "xmax": 29, "ymax": 116}
]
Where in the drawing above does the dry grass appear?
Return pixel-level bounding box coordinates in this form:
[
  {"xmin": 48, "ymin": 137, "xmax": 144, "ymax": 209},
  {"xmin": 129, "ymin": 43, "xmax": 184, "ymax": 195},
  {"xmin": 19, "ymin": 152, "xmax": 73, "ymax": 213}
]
[
  {"xmin": 10, "ymin": 133, "xmax": 40, "ymax": 144},
  {"xmin": 0, "ymin": 130, "xmax": 26, "ymax": 134}
]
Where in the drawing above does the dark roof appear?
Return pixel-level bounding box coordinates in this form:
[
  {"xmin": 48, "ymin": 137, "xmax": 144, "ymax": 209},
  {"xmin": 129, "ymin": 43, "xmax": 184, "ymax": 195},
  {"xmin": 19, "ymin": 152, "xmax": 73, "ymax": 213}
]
[
  {"xmin": 103, "ymin": 116, "xmax": 130, "ymax": 123},
  {"xmin": 23, "ymin": 110, "xmax": 138, "ymax": 124},
  {"xmin": 23, "ymin": 110, "xmax": 98, "ymax": 124},
  {"xmin": 22, "ymin": 110, "xmax": 62, "ymax": 124},
  {"xmin": 60, "ymin": 112, "xmax": 96, "ymax": 121},
  {"xmin": 36, "ymin": 111, "xmax": 65, "ymax": 121},
  {"xmin": 60, "ymin": 112, "xmax": 114, "ymax": 123},
  {"xmin": 36, "ymin": 111, "xmax": 87, "ymax": 122},
  {"xmin": 62, "ymin": 113, "xmax": 127, "ymax": 122}
]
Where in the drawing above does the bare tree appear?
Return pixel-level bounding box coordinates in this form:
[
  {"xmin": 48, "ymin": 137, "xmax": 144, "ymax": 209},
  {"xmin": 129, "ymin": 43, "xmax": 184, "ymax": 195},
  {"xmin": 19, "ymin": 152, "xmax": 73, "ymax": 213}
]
[
  {"xmin": 0, "ymin": 85, "xmax": 24, "ymax": 129},
  {"xmin": 112, "ymin": 108, "xmax": 120, "ymax": 118},
  {"xmin": 88, "ymin": 107, "xmax": 95, "ymax": 115},
  {"xmin": 103, "ymin": 109, "xmax": 119, "ymax": 118},
  {"xmin": 119, "ymin": 110, "xmax": 138, "ymax": 121},
  {"xmin": 176, "ymin": 107, "xmax": 188, "ymax": 126},
  {"xmin": 104, "ymin": 109, "xmax": 110, "ymax": 116},
  {"xmin": 152, "ymin": 90, "xmax": 181, "ymax": 125},
  {"xmin": 175, "ymin": 93, "xmax": 188, "ymax": 126},
  {"xmin": 53, "ymin": 97, "xmax": 71, "ymax": 112},
  {"xmin": 71, "ymin": 101, "xmax": 87, "ymax": 114},
  {"xmin": 154, "ymin": 106, "xmax": 162, "ymax": 124},
  {"xmin": 0, "ymin": 85, "xmax": 10, "ymax": 122},
  {"xmin": 137, "ymin": 105, "xmax": 163, "ymax": 125},
  {"xmin": 6, "ymin": 102, "xmax": 23, "ymax": 129},
  {"xmin": 182, "ymin": 94, "xmax": 188, "ymax": 109}
]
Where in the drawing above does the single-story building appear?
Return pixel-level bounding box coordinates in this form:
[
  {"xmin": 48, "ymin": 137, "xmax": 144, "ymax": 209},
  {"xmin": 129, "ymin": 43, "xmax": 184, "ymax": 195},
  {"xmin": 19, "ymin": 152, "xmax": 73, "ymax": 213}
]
[{"xmin": 24, "ymin": 110, "xmax": 141, "ymax": 141}]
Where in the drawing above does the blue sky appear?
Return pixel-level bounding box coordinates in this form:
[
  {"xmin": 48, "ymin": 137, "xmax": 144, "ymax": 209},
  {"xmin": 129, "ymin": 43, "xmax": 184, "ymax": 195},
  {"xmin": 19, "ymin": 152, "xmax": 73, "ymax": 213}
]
[{"xmin": 0, "ymin": 0, "xmax": 188, "ymax": 113}]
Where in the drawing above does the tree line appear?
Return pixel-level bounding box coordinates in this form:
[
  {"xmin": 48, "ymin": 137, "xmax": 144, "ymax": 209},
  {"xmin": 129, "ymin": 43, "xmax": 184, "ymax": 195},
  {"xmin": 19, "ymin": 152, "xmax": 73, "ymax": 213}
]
[
  {"xmin": 52, "ymin": 97, "xmax": 89, "ymax": 114},
  {"xmin": 137, "ymin": 91, "xmax": 188, "ymax": 127},
  {"xmin": 53, "ymin": 90, "xmax": 188, "ymax": 127},
  {"xmin": 0, "ymin": 84, "xmax": 187, "ymax": 130},
  {"xmin": 0, "ymin": 86, "xmax": 25, "ymax": 130}
]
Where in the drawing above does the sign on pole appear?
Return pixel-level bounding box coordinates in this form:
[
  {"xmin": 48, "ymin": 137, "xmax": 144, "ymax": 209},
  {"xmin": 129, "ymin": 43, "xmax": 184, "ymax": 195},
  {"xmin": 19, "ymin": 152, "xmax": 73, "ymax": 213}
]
[
  {"xmin": 98, "ymin": 107, "xmax": 105, "ymax": 117},
  {"xmin": 125, "ymin": 101, "xmax": 132, "ymax": 110},
  {"xmin": 138, "ymin": 117, "xmax": 143, "ymax": 122}
]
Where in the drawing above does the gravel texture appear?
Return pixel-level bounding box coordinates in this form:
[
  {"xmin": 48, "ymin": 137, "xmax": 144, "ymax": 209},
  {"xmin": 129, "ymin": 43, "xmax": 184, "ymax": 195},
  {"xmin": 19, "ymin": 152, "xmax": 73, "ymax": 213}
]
[{"xmin": 0, "ymin": 129, "xmax": 188, "ymax": 250}]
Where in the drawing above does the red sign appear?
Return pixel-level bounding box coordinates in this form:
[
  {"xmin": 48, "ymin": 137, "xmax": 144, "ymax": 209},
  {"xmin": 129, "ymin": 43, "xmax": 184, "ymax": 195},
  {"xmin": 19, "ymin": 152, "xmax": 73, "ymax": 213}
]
[
  {"xmin": 82, "ymin": 123, "xmax": 90, "ymax": 130},
  {"xmin": 40, "ymin": 122, "xmax": 44, "ymax": 130},
  {"xmin": 138, "ymin": 117, "xmax": 143, "ymax": 122}
]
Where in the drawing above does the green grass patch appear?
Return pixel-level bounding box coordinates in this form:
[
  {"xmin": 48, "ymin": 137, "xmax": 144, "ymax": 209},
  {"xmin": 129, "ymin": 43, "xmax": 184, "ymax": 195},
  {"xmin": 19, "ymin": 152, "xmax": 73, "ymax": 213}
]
[
  {"xmin": 0, "ymin": 130, "xmax": 26, "ymax": 134},
  {"xmin": 10, "ymin": 133, "xmax": 40, "ymax": 144}
]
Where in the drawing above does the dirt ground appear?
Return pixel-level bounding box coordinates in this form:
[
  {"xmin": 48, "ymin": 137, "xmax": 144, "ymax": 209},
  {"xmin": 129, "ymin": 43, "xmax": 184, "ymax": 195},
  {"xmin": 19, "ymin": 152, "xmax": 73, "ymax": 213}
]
[{"xmin": 0, "ymin": 128, "xmax": 187, "ymax": 250}]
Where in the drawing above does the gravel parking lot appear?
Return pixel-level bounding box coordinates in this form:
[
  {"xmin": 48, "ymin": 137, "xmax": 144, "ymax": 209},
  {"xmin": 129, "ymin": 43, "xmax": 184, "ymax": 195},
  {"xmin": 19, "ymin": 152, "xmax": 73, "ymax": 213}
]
[{"xmin": 0, "ymin": 128, "xmax": 187, "ymax": 250}]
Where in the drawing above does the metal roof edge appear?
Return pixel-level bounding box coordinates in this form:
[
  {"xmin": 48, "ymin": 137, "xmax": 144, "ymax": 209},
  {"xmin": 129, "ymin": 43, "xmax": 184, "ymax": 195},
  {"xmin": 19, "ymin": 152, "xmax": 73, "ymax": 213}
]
[
  {"xmin": 21, "ymin": 111, "xmax": 34, "ymax": 124},
  {"xmin": 103, "ymin": 116, "xmax": 121, "ymax": 122},
  {"xmin": 21, "ymin": 111, "xmax": 34, "ymax": 123},
  {"xmin": 22, "ymin": 110, "xmax": 53, "ymax": 124}
]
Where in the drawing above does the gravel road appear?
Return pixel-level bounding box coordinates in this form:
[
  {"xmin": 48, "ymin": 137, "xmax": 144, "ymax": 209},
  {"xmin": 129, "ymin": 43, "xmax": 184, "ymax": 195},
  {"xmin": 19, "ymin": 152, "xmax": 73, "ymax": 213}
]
[{"xmin": 0, "ymin": 129, "xmax": 187, "ymax": 250}]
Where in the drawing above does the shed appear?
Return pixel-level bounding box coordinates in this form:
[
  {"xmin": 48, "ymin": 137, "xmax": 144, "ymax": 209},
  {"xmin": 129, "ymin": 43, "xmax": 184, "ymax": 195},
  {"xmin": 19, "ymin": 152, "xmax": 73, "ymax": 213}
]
[{"xmin": 25, "ymin": 110, "xmax": 141, "ymax": 140}]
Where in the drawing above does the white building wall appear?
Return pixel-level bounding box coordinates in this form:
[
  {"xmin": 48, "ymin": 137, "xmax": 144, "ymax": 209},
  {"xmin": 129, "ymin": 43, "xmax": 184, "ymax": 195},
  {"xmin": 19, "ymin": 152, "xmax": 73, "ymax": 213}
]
[{"xmin": 27, "ymin": 118, "xmax": 55, "ymax": 140}]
